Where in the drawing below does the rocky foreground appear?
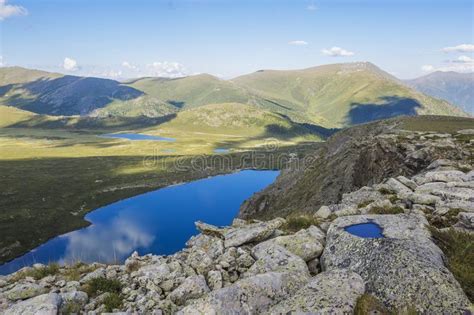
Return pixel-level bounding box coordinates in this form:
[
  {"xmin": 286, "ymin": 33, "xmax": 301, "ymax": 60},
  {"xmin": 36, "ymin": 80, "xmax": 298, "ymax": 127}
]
[{"xmin": 1, "ymin": 153, "xmax": 473, "ymax": 314}]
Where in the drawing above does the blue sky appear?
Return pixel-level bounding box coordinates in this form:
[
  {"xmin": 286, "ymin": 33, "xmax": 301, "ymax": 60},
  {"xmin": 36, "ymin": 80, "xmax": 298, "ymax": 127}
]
[{"xmin": 0, "ymin": 0, "xmax": 473, "ymax": 79}]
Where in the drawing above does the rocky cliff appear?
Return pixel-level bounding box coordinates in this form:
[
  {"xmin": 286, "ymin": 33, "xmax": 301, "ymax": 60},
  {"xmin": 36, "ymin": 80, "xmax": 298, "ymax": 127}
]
[{"xmin": 239, "ymin": 115, "xmax": 474, "ymax": 220}]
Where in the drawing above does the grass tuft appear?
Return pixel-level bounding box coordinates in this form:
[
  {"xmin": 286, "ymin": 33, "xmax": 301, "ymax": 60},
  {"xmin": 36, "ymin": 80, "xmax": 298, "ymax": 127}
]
[
  {"xmin": 102, "ymin": 292, "xmax": 123, "ymax": 312},
  {"xmin": 282, "ymin": 214, "xmax": 320, "ymax": 233},
  {"xmin": 368, "ymin": 206, "xmax": 404, "ymax": 215},
  {"xmin": 82, "ymin": 277, "xmax": 123, "ymax": 298},
  {"xmin": 429, "ymin": 227, "xmax": 474, "ymax": 302},
  {"xmin": 354, "ymin": 294, "xmax": 389, "ymax": 315}
]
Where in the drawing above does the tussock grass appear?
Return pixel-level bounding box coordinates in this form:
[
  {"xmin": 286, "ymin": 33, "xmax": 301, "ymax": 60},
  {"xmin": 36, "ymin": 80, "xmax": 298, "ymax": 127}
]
[
  {"xmin": 354, "ymin": 294, "xmax": 389, "ymax": 315},
  {"xmin": 368, "ymin": 206, "xmax": 404, "ymax": 215},
  {"xmin": 429, "ymin": 227, "xmax": 474, "ymax": 302},
  {"xmin": 82, "ymin": 277, "xmax": 123, "ymax": 298},
  {"xmin": 9, "ymin": 262, "xmax": 60, "ymax": 282},
  {"xmin": 102, "ymin": 292, "xmax": 123, "ymax": 312},
  {"xmin": 282, "ymin": 214, "xmax": 321, "ymax": 233},
  {"xmin": 425, "ymin": 208, "xmax": 462, "ymax": 229}
]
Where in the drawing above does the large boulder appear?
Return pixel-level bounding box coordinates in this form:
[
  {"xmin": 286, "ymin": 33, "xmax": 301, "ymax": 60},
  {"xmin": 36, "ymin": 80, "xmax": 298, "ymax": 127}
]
[
  {"xmin": 6, "ymin": 293, "xmax": 62, "ymax": 315},
  {"xmin": 222, "ymin": 218, "xmax": 285, "ymax": 248},
  {"xmin": 5, "ymin": 283, "xmax": 48, "ymax": 301},
  {"xmin": 185, "ymin": 234, "xmax": 224, "ymax": 260},
  {"xmin": 255, "ymin": 226, "xmax": 324, "ymax": 261},
  {"xmin": 168, "ymin": 275, "xmax": 210, "ymax": 306},
  {"xmin": 267, "ymin": 269, "xmax": 365, "ymax": 314},
  {"xmin": 177, "ymin": 272, "xmax": 306, "ymax": 314},
  {"xmin": 246, "ymin": 243, "xmax": 310, "ymax": 277},
  {"xmin": 321, "ymin": 214, "xmax": 472, "ymax": 313}
]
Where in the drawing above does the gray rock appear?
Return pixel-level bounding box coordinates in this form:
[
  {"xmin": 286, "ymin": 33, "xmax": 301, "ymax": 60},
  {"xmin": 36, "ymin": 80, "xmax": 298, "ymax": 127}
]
[
  {"xmin": 206, "ymin": 271, "xmax": 223, "ymax": 291},
  {"xmin": 195, "ymin": 221, "xmax": 226, "ymax": 238},
  {"xmin": 406, "ymin": 193, "xmax": 441, "ymax": 205},
  {"xmin": 136, "ymin": 263, "xmax": 170, "ymax": 281},
  {"xmin": 419, "ymin": 170, "xmax": 467, "ymax": 184},
  {"xmin": 6, "ymin": 293, "xmax": 62, "ymax": 315},
  {"xmin": 256, "ymin": 227, "xmax": 324, "ymax": 261},
  {"xmin": 341, "ymin": 187, "xmax": 384, "ymax": 207},
  {"xmin": 5, "ymin": 283, "xmax": 48, "ymax": 301},
  {"xmin": 385, "ymin": 178, "xmax": 413, "ymax": 194},
  {"xmin": 168, "ymin": 275, "xmax": 210, "ymax": 306},
  {"xmin": 185, "ymin": 234, "xmax": 224, "ymax": 260},
  {"xmin": 306, "ymin": 258, "xmax": 319, "ymax": 275},
  {"xmin": 80, "ymin": 267, "xmax": 106, "ymax": 283},
  {"xmin": 314, "ymin": 206, "xmax": 331, "ymax": 219},
  {"xmin": 185, "ymin": 249, "xmax": 214, "ymax": 275},
  {"xmin": 223, "ymin": 218, "xmax": 285, "ymax": 248},
  {"xmin": 177, "ymin": 272, "xmax": 306, "ymax": 314},
  {"xmin": 60, "ymin": 291, "xmax": 88, "ymax": 311},
  {"xmin": 457, "ymin": 212, "xmax": 474, "ymax": 230},
  {"xmin": 267, "ymin": 269, "xmax": 365, "ymax": 314},
  {"xmin": 321, "ymin": 214, "xmax": 471, "ymax": 314},
  {"xmin": 246, "ymin": 243, "xmax": 310, "ymax": 277},
  {"xmin": 457, "ymin": 129, "xmax": 474, "ymax": 135},
  {"xmin": 396, "ymin": 175, "xmax": 418, "ymax": 190}
]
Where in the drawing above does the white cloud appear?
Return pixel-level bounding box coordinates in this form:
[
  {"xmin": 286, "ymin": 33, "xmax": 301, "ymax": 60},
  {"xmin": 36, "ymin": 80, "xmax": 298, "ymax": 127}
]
[
  {"xmin": 122, "ymin": 61, "xmax": 138, "ymax": 70},
  {"xmin": 454, "ymin": 55, "xmax": 474, "ymax": 63},
  {"xmin": 62, "ymin": 57, "xmax": 79, "ymax": 71},
  {"xmin": 288, "ymin": 40, "xmax": 308, "ymax": 46},
  {"xmin": 307, "ymin": 4, "xmax": 317, "ymax": 10},
  {"xmin": 0, "ymin": 0, "xmax": 27, "ymax": 20},
  {"xmin": 421, "ymin": 65, "xmax": 435, "ymax": 72},
  {"xmin": 442, "ymin": 44, "xmax": 474, "ymax": 53},
  {"xmin": 422, "ymin": 61, "xmax": 474, "ymax": 73},
  {"xmin": 146, "ymin": 61, "xmax": 188, "ymax": 78},
  {"xmin": 321, "ymin": 46, "xmax": 355, "ymax": 57},
  {"xmin": 0, "ymin": 56, "xmax": 4, "ymax": 67}
]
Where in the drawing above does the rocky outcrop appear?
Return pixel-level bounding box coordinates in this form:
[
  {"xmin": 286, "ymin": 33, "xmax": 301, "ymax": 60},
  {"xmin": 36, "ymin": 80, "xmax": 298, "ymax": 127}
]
[
  {"xmin": 239, "ymin": 116, "xmax": 473, "ymax": 220},
  {"xmin": 321, "ymin": 214, "xmax": 472, "ymax": 313}
]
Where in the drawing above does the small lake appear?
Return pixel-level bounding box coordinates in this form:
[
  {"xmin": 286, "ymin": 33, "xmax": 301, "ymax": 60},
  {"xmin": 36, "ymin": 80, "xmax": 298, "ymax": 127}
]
[
  {"xmin": 101, "ymin": 133, "xmax": 176, "ymax": 142},
  {"xmin": 0, "ymin": 170, "xmax": 278, "ymax": 275},
  {"xmin": 344, "ymin": 222, "xmax": 384, "ymax": 238},
  {"xmin": 214, "ymin": 148, "xmax": 230, "ymax": 153}
]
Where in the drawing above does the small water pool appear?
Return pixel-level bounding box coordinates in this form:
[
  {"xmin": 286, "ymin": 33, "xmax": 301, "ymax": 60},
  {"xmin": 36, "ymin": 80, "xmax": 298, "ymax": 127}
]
[
  {"xmin": 214, "ymin": 148, "xmax": 230, "ymax": 153},
  {"xmin": 344, "ymin": 222, "xmax": 384, "ymax": 238},
  {"xmin": 101, "ymin": 133, "xmax": 176, "ymax": 142}
]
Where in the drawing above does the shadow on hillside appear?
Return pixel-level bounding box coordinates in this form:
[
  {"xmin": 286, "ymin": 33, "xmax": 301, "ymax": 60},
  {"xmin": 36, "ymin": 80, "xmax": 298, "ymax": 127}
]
[
  {"xmin": 9, "ymin": 113, "xmax": 177, "ymax": 133},
  {"xmin": 213, "ymin": 117, "xmax": 339, "ymax": 151},
  {"xmin": 346, "ymin": 96, "xmax": 421, "ymax": 125},
  {"xmin": 0, "ymin": 76, "xmax": 144, "ymax": 116}
]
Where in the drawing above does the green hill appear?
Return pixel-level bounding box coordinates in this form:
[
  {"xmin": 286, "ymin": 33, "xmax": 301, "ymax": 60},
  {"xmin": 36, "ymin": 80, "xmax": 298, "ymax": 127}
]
[
  {"xmin": 0, "ymin": 63, "xmax": 468, "ymax": 128},
  {"xmin": 145, "ymin": 102, "xmax": 325, "ymax": 140},
  {"xmin": 232, "ymin": 62, "xmax": 467, "ymax": 127},
  {"xmin": 0, "ymin": 67, "xmax": 144, "ymax": 116}
]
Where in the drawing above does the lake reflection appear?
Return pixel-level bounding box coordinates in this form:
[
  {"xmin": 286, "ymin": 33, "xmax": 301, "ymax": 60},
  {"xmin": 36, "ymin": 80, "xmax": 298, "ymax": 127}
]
[{"xmin": 0, "ymin": 170, "xmax": 278, "ymax": 274}]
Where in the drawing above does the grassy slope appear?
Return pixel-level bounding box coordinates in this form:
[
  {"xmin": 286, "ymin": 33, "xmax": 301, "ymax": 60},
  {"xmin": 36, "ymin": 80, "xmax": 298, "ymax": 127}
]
[{"xmin": 233, "ymin": 62, "xmax": 467, "ymax": 128}]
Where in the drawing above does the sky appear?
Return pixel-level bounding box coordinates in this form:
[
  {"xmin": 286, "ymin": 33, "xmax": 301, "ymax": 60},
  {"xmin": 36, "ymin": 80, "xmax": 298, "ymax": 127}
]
[{"xmin": 0, "ymin": 0, "xmax": 473, "ymax": 80}]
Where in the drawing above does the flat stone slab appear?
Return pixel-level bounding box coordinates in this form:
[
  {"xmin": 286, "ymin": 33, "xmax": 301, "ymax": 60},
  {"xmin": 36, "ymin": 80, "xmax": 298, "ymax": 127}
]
[
  {"xmin": 267, "ymin": 269, "xmax": 365, "ymax": 314},
  {"xmin": 321, "ymin": 214, "xmax": 471, "ymax": 314}
]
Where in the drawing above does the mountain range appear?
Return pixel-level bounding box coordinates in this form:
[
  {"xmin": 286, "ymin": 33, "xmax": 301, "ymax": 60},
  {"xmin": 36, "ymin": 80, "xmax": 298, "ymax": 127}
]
[
  {"xmin": 406, "ymin": 71, "xmax": 473, "ymax": 115},
  {"xmin": 0, "ymin": 62, "xmax": 470, "ymax": 130}
]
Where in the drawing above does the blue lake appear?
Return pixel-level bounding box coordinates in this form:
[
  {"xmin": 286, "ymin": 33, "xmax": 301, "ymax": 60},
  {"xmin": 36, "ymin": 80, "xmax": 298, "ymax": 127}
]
[
  {"xmin": 0, "ymin": 170, "xmax": 278, "ymax": 275},
  {"xmin": 344, "ymin": 222, "xmax": 384, "ymax": 238},
  {"xmin": 101, "ymin": 133, "xmax": 176, "ymax": 142}
]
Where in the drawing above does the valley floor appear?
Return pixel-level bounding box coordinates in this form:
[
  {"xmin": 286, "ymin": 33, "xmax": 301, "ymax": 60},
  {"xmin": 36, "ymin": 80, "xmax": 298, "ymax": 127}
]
[{"xmin": 0, "ymin": 125, "xmax": 321, "ymax": 265}]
